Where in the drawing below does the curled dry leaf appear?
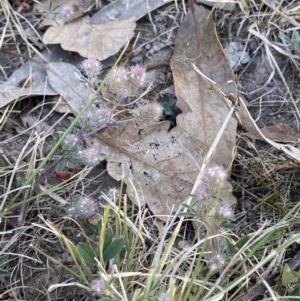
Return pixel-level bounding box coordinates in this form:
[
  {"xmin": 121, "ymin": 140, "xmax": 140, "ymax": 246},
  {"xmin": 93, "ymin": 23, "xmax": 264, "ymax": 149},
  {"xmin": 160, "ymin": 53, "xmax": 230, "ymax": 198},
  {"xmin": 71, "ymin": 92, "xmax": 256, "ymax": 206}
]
[
  {"xmin": 234, "ymin": 97, "xmax": 300, "ymax": 166},
  {"xmin": 0, "ymin": 55, "xmax": 57, "ymax": 109},
  {"xmin": 0, "ymin": 45, "xmax": 84, "ymax": 110},
  {"xmin": 94, "ymin": 6, "xmax": 237, "ymax": 220},
  {"xmin": 43, "ymin": 16, "xmax": 136, "ymax": 60},
  {"xmin": 246, "ymin": 122, "xmax": 300, "ymax": 143}
]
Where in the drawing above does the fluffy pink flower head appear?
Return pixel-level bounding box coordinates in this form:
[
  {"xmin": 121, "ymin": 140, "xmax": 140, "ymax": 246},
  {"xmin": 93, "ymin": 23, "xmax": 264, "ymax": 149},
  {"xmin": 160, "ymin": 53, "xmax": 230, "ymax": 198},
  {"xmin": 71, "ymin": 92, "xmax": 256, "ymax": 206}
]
[
  {"xmin": 209, "ymin": 253, "xmax": 226, "ymax": 272},
  {"xmin": 91, "ymin": 278, "xmax": 106, "ymax": 293},
  {"xmin": 78, "ymin": 146, "xmax": 101, "ymax": 166},
  {"xmin": 205, "ymin": 165, "xmax": 227, "ymax": 185},
  {"xmin": 133, "ymin": 102, "xmax": 164, "ymax": 127},
  {"xmin": 59, "ymin": 4, "xmax": 75, "ymax": 21},
  {"xmin": 80, "ymin": 58, "xmax": 102, "ymax": 78},
  {"xmin": 68, "ymin": 195, "xmax": 98, "ymax": 219},
  {"xmin": 218, "ymin": 204, "xmax": 234, "ymax": 219},
  {"xmin": 82, "ymin": 107, "xmax": 111, "ymax": 129},
  {"xmin": 158, "ymin": 292, "xmax": 168, "ymax": 301},
  {"xmin": 105, "ymin": 65, "xmax": 146, "ymax": 97},
  {"xmin": 63, "ymin": 134, "xmax": 80, "ymax": 151},
  {"xmin": 106, "ymin": 66, "xmax": 129, "ymax": 97},
  {"xmin": 129, "ymin": 65, "xmax": 146, "ymax": 93}
]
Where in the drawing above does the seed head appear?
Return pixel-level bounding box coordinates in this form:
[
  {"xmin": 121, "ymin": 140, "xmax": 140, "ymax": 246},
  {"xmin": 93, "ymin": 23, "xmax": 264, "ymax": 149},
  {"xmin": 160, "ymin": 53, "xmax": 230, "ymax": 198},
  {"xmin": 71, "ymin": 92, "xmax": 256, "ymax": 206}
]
[
  {"xmin": 209, "ymin": 253, "xmax": 226, "ymax": 272},
  {"xmin": 59, "ymin": 4, "xmax": 75, "ymax": 21},
  {"xmin": 105, "ymin": 65, "xmax": 146, "ymax": 98},
  {"xmin": 195, "ymin": 183, "xmax": 209, "ymax": 199},
  {"xmin": 218, "ymin": 205, "xmax": 234, "ymax": 219},
  {"xmin": 82, "ymin": 107, "xmax": 111, "ymax": 129},
  {"xmin": 158, "ymin": 292, "xmax": 168, "ymax": 301},
  {"xmin": 80, "ymin": 58, "xmax": 102, "ymax": 78},
  {"xmin": 78, "ymin": 146, "xmax": 101, "ymax": 166},
  {"xmin": 106, "ymin": 66, "xmax": 129, "ymax": 97},
  {"xmin": 129, "ymin": 65, "xmax": 146, "ymax": 93},
  {"xmin": 205, "ymin": 165, "xmax": 227, "ymax": 185},
  {"xmin": 63, "ymin": 134, "xmax": 80, "ymax": 151},
  {"xmin": 133, "ymin": 102, "xmax": 164, "ymax": 127},
  {"xmin": 68, "ymin": 195, "xmax": 98, "ymax": 219},
  {"xmin": 91, "ymin": 278, "xmax": 106, "ymax": 293}
]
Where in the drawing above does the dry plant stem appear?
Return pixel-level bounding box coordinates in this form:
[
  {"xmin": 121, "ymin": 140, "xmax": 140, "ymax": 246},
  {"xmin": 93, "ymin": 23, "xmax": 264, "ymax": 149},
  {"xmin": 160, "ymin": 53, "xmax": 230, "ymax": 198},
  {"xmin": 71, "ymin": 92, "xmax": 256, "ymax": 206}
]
[
  {"xmin": 0, "ymin": 132, "xmax": 36, "ymax": 212},
  {"xmin": 0, "ymin": 43, "xmax": 129, "ymax": 219}
]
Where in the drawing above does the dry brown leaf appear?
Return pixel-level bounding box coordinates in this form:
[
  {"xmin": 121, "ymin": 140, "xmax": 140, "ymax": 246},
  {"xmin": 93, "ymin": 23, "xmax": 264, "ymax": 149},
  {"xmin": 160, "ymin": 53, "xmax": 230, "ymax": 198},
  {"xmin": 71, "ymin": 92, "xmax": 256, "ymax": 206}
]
[
  {"xmin": 0, "ymin": 45, "xmax": 85, "ymax": 110},
  {"xmin": 245, "ymin": 122, "xmax": 300, "ymax": 143},
  {"xmin": 43, "ymin": 16, "xmax": 136, "ymax": 60},
  {"xmin": 92, "ymin": 0, "xmax": 173, "ymax": 23},
  {"xmin": 0, "ymin": 56, "xmax": 57, "ymax": 108},
  {"xmin": 93, "ymin": 6, "xmax": 237, "ymax": 220},
  {"xmin": 46, "ymin": 62, "xmax": 87, "ymax": 113},
  {"xmin": 235, "ymin": 98, "xmax": 300, "ymax": 166},
  {"xmin": 171, "ymin": 5, "xmax": 237, "ymax": 167}
]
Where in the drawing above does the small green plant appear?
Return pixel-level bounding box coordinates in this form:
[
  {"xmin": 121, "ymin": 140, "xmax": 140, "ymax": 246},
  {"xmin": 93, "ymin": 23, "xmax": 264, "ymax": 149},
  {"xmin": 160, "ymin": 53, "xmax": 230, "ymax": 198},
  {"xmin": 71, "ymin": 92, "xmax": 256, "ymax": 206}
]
[
  {"xmin": 0, "ymin": 255, "xmax": 9, "ymax": 276},
  {"xmin": 280, "ymin": 31, "xmax": 300, "ymax": 55},
  {"xmin": 37, "ymin": 58, "xmax": 164, "ymax": 183},
  {"xmin": 78, "ymin": 219, "xmax": 125, "ymax": 264}
]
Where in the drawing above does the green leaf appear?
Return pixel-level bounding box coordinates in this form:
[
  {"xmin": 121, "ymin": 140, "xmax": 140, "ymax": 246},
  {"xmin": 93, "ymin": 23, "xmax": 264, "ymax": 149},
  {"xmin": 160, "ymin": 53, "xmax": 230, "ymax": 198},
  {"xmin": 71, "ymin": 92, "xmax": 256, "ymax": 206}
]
[
  {"xmin": 56, "ymin": 159, "xmax": 67, "ymax": 173},
  {"xmin": 0, "ymin": 269, "xmax": 10, "ymax": 276},
  {"xmin": 223, "ymin": 237, "xmax": 235, "ymax": 256},
  {"xmin": 95, "ymin": 220, "xmax": 102, "ymax": 236},
  {"xmin": 234, "ymin": 211, "xmax": 247, "ymax": 219},
  {"xmin": 83, "ymin": 223, "xmax": 96, "ymax": 235},
  {"xmin": 235, "ymin": 235, "xmax": 251, "ymax": 250},
  {"xmin": 290, "ymin": 287, "xmax": 300, "ymax": 301},
  {"xmin": 103, "ymin": 229, "xmax": 114, "ymax": 252},
  {"xmin": 0, "ymin": 255, "xmax": 8, "ymax": 265},
  {"xmin": 282, "ymin": 264, "xmax": 300, "ymax": 285},
  {"xmin": 99, "ymin": 298, "xmax": 115, "ymax": 301},
  {"xmin": 77, "ymin": 242, "xmax": 97, "ymax": 263},
  {"xmin": 220, "ymin": 221, "xmax": 235, "ymax": 230},
  {"xmin": 103, "ymin": 237, "xmax": 125, "ymax": 262}
]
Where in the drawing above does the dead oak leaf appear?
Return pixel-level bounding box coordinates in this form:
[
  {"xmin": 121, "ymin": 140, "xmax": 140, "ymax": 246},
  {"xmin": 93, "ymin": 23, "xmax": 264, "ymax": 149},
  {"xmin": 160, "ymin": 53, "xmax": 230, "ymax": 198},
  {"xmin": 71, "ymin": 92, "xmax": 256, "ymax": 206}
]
[
  {"xmin": 95, "ymin": 121, "xmax": 200, "ymax": 220},
  {"xmin": 43, "ymin": 16, "xmax": 136, "ymax": 60},
  {"xmin": 92, "ymin": 6, "xmax": 237, "ymax": 221}
]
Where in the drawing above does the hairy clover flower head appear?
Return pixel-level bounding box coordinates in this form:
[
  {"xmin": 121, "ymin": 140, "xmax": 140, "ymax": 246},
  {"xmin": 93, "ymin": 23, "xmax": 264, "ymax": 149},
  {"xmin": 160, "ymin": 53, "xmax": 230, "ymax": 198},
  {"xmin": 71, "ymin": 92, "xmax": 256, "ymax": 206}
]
[
  {"xmin": 68, "ymin": 195, "xmax": 98, "ymax": 219},
  {"xmin": 195, "ymin": 183, "xmax": 209, "ymax": 199},
  {"xmin": 63, "ymin": 134, "xmax": 80, "ymax": 151},
  {"xmin": 106, "ymin": 65, "xmax": 146, "ymax": 98},
  {"xmin": 80, "ymin": 58, "xmax": 103, "ymax": 78},
  {"xmin": 133, "ymin": 102, "xmax": 164, "ymax": 127},
  {"xmin": 205, "ymin": 165, "xmax": 227, "ymax": 185},
  {"xmin": 158, "ymin": 292, "xmax": 168, "ymax": 301},
  {"xmin": 106, "ymin": 66, "xmax": 129, "ymax": 97},
  {"xmin": 78, "ymin": 146, "xmax": 101, "ymax": 166},
  {"xmin": 91, "ymin": 278, "xmax": 106, "ymax": 293},
  {"xmin": 209, "ymin": 253, "xmax": 226, "ymax": 272},
  {"xmin": 218, "ymin": 205, "xmax": 234, "ymax": 219},
  {"xmin": 129, "ymin": 65, "xmax": 146, "ymax": 93},
  {"xmin": 59, "ymin": 4, "xmax": 74, "ymax": 21},
  {"xmin": 82, "ymin": 107, "xmax": 111, "ymax": 129}
]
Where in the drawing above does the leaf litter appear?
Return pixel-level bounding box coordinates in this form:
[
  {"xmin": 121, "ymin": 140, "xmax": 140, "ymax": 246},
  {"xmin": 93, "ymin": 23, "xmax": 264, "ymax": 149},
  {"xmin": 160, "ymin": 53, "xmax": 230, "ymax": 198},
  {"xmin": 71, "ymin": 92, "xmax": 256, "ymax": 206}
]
[
  {"xmin": 1, "ymin": 0, "xmax": 298, "ymax": 226},
  {"xmin": 43, "ymin": 16, "xmax": 136, "ymax": 61},
  {"xmin": 94, "ymin": 5, "xmax": 237, "ymax": 220}
]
